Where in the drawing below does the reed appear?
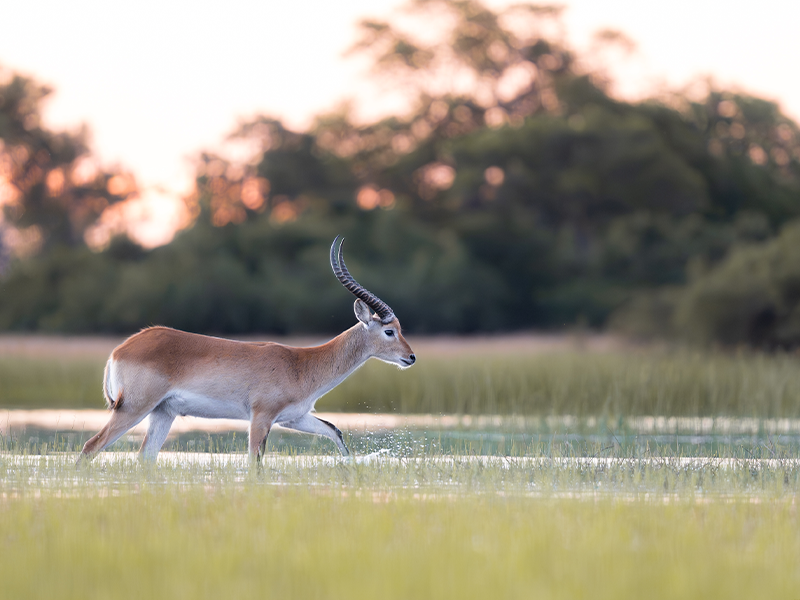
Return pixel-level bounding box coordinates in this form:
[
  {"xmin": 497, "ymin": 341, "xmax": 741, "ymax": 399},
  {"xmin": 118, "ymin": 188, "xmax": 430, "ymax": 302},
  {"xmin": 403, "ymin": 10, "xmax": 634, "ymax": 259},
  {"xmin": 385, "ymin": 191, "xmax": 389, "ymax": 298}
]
[{"xmin": 3, "ymin": 343, "xmax": 800, "ymax": 419}]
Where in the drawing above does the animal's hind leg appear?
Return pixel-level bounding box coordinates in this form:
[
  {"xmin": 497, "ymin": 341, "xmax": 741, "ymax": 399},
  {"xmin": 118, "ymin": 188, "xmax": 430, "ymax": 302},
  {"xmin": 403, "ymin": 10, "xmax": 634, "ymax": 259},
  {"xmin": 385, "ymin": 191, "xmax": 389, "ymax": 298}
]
[
  {"xmin": 139, "ymin": 404, "xmax": 175, "ymax": 461},
  {"xmin": 78, "ymin": 408, "xmax": 150, "ymax": 461}
]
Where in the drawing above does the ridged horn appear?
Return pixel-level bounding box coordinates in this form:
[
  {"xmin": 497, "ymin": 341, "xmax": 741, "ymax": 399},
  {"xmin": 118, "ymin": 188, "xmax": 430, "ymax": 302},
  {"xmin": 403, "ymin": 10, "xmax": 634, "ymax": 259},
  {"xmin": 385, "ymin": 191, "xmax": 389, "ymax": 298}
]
[{"xmin": 330, "ymin": 236, "xmax": 395, "ymax": 324}]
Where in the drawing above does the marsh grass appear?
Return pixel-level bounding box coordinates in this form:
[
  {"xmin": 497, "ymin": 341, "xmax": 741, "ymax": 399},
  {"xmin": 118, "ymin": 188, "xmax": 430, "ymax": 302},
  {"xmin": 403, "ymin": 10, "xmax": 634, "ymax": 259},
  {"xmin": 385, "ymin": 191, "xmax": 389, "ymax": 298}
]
[
  {"xmin": 4, "ymin": 343, "xmax": 800, "ymax": 418},
  {"xmin": 6, "ymin": 487, "xmax": 800, "ymax": 599},
  {"xmin": 1, "ymin": 452, "xmax": 800, "ymax": 599},
  {"xmin": 0, "ymin": 356, "xmax": 105, "ymax": 408},
  {"xmin": 331, "ymin": 348, "xmax": 800, "ymax": 417}
]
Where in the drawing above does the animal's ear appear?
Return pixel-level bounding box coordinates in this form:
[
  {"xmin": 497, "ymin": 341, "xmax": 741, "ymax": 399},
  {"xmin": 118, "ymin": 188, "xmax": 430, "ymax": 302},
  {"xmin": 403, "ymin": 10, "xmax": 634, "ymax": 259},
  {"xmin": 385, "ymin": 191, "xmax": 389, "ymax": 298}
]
[{"xmin": 354, "ymin": 299, "xmax": 372, "ymax": 325}]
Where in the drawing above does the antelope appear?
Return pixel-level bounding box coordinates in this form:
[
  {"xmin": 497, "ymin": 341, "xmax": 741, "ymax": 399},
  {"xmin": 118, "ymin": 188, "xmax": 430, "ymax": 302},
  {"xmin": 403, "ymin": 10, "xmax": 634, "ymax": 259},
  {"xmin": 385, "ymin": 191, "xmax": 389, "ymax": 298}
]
[{"xmin": 78, "ymin": 236, "xmax": 415, "ymax": 463}]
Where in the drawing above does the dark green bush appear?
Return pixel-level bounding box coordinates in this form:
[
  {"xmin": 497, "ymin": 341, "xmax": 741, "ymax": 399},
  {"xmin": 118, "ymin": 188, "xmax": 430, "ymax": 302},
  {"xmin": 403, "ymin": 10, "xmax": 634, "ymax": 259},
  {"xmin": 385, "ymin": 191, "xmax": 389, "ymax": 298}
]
[{"xmin": 673, "ymin": 221, "xmax": 800, "ymax": 347}]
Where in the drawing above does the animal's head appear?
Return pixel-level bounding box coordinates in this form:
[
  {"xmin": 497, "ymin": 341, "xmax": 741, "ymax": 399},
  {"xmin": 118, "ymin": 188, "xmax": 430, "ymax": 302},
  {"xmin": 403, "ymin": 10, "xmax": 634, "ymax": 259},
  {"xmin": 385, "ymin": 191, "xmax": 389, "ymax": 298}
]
[{"xmin": 330, "ymin": 236, "xmax": 415, "ymax": 368}]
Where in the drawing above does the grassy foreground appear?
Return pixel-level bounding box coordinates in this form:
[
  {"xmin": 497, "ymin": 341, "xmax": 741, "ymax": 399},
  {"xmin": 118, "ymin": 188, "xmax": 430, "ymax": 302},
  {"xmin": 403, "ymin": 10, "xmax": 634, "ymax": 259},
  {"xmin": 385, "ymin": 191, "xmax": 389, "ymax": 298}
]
[
  {"xmin": 1, "ymin": 455, "xmax": 799, "ymax": 599},
  {"xmin": 4, "ymin": 490, "xmax": 799, "ymax": 599}
]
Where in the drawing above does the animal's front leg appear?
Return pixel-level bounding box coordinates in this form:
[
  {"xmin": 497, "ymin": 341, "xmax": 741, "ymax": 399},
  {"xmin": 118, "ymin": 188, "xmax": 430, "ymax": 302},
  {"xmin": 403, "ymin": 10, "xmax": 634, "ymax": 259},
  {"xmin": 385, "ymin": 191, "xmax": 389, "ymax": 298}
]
[
  {"xmin": 279, "ymin": 413, "xmax": 350, "ymax": 456},
  {"xmin": 249, "ymin": 412, "xmax": 272, "ymax": 465}
]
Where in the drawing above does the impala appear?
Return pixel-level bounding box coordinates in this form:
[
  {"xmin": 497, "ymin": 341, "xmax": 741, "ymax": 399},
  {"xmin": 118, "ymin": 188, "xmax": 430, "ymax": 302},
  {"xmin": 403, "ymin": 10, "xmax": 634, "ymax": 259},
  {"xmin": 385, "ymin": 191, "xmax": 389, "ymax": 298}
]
[{"xmin": 78, "ymin": 236, "xmax": 415, "ymax": 463}]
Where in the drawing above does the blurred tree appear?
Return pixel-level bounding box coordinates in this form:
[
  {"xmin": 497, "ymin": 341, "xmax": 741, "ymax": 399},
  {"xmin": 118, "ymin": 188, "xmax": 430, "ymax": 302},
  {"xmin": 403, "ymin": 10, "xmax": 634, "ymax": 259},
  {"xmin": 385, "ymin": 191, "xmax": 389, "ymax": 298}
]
[
  {"xmin": 188, "ymin": 118, "xmax": 357, "ymax": 228},
  {"xmin": 0, "ymin": 70, "xmax": 137, "ymax": 254},
  {"xmin": 3, "ymin": 2, "xmax": 800, "ymax": 342},
  {"xmin": 349, "ymin": 0, "xmax": 571, "ymax": 122}
]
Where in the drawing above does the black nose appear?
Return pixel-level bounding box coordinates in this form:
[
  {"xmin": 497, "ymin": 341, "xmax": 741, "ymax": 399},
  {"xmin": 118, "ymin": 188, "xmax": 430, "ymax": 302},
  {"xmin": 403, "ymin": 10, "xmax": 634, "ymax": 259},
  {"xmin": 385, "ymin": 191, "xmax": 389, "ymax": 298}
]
[{"xmin": 409, "ymin": 354, "xmax": 416, "ymax": 363}]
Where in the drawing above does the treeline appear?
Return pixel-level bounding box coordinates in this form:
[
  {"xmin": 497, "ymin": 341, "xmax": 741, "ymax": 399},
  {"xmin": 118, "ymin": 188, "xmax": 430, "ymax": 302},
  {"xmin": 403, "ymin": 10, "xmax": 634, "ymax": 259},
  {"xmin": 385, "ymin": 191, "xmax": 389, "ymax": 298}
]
[{"xmin": 2, "ymin": 0, "xmax": 800, "ymax": 345}]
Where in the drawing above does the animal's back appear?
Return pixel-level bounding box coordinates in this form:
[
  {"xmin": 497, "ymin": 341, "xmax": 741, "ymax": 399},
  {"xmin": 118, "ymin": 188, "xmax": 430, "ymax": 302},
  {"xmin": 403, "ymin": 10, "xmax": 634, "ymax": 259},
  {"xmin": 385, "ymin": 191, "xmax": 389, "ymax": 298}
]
[
  {"xmin": 105, "ymin": 327, "xmax": 298, "ymax": 403},
  {"xmin": 112, "ymin": 326, "xmax": 285, "ymax": 374}
]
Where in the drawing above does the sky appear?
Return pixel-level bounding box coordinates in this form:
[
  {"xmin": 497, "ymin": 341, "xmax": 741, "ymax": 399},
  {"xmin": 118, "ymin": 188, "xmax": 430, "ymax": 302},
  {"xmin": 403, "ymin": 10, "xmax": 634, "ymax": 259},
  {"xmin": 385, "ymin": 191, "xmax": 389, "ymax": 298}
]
[{"xmin": 1, "ymin": 0, "xmax": 798, "ymax": 246}]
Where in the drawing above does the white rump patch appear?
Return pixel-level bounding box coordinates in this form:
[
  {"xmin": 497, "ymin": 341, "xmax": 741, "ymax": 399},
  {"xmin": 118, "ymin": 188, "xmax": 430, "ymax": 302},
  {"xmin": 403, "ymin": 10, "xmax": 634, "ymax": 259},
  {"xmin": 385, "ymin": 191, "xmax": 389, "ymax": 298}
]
[{"xmin": 105, "ymin": 359, "xmax": 121, "ymax": 406}]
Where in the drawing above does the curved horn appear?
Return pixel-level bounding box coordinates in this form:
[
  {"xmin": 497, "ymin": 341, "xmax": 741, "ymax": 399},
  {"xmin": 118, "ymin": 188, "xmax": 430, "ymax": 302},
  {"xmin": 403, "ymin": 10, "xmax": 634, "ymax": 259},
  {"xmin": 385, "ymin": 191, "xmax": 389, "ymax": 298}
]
[{"xmin": 330, "ymin": 236, "xmax": 395, "ymax": 323}]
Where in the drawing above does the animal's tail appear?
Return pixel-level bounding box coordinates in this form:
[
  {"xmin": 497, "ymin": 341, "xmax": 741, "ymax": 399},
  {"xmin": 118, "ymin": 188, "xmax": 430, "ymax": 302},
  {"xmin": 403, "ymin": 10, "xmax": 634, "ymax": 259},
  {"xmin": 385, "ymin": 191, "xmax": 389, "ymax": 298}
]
[{"xmin": 103, "ymin": 358, "xmax": 124, "ymax": 410}]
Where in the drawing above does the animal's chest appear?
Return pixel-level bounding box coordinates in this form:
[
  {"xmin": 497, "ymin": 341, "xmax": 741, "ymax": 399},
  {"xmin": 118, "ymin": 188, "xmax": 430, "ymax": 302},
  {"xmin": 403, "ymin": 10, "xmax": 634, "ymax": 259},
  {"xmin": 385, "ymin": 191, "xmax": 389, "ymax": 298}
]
[
  {"xmin": 273, "ymin": 377, "xmax": 347, "ymax": 424},
  {"xmin": 274, "ymin": 394, "xmax": 318, "ymax": 424}
]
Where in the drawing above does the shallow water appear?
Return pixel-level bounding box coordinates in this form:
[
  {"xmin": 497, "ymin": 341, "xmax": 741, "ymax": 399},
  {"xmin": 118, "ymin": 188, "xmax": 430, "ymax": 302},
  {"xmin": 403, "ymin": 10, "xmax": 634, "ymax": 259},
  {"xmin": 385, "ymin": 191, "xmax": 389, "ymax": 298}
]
[{"xmin": 6, "ymin": 414, "xmax": 800, "ymax": 460}]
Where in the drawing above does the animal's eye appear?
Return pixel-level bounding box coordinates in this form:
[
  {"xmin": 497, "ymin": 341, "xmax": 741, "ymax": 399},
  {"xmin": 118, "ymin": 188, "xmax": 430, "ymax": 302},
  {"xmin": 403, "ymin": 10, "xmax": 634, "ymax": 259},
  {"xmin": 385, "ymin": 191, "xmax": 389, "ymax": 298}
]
[{"xmin": 384, "ymin": 330, "xmax": 395, "ymax": 337}]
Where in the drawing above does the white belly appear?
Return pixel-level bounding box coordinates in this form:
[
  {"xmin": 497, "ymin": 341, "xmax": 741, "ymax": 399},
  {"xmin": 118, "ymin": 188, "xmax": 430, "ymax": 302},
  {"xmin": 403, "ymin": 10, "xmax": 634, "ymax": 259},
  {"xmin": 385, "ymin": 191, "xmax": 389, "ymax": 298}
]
[{"xmin": 165, "ymin": 389, "xmax": 251, "ymax": 420}]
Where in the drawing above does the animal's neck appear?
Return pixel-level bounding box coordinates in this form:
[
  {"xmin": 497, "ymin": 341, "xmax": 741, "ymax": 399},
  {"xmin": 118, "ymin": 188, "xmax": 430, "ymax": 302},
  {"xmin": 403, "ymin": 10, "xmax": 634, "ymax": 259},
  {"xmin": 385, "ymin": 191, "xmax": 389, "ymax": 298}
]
[
  {"xmin": 299, "ymin": 323, "xmax": 372, "ymax": 397},
  {"xmin": 328, "ymin": 323, "xmax": 372, "ymax": 374}
]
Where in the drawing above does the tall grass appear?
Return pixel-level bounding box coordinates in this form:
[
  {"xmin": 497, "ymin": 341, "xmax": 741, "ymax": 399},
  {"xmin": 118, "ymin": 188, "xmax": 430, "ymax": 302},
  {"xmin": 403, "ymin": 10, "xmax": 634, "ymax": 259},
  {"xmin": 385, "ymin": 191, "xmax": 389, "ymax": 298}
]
[
  {"xmin": 0, "ymin": 356, "xmax": 104, "ymax": 408},
  {"xmin": 328, "ymin": 349, "xmax": 800, "ymax": 418},
  {"xmin": 3, "ymin": 344, "xmax": 800, "ymax": 418}
]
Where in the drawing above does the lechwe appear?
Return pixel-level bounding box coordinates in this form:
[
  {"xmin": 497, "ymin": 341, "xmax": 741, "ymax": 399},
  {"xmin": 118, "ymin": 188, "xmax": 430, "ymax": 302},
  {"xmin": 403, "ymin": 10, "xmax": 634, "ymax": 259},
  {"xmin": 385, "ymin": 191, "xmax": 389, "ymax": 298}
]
[{"xmin": 78, "ymin": 236, "xmax": 415, "ymax": 463}]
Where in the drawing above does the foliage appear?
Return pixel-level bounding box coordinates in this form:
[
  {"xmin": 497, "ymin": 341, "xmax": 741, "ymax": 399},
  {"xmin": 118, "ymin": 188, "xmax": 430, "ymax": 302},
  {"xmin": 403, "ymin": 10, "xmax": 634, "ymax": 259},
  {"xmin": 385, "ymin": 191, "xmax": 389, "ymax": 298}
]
[
  {"xmin": 621, "ymin": 221, "xmax": 800, "ymax": 348},
  {"xmin": 0, "ymin": 70, "xmax": 137, "ymax": 254},
  {"xmin": 2, "ymin": 1, "xmax": 800, "ymax": 340}
]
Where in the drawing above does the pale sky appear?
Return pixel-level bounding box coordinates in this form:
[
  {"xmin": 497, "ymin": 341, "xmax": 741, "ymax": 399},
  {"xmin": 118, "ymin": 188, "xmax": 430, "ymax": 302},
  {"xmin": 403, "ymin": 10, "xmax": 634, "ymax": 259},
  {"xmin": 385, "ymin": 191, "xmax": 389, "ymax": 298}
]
[{"xmin": 1, "ymin": 0, "xmax": 798, "ymax": 245}]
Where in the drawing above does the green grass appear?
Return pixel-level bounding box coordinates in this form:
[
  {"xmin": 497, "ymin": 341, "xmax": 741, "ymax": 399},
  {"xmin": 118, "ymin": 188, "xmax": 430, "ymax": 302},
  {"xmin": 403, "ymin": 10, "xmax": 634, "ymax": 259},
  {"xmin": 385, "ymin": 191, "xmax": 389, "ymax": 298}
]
[
  {"xmin": 4, "ymin": 344, "xmax": 800, "ymax": 418},
  {"xmin": 1, "ymin": 454, "xmax": 799, "ymax": 599},
  {"xmin": 0, "ymin": 356, "xmax": 104, "ymax": 408},
  {"xmin": 333, "ymin": 349, "xmax": 800, "ymax": 417}
]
